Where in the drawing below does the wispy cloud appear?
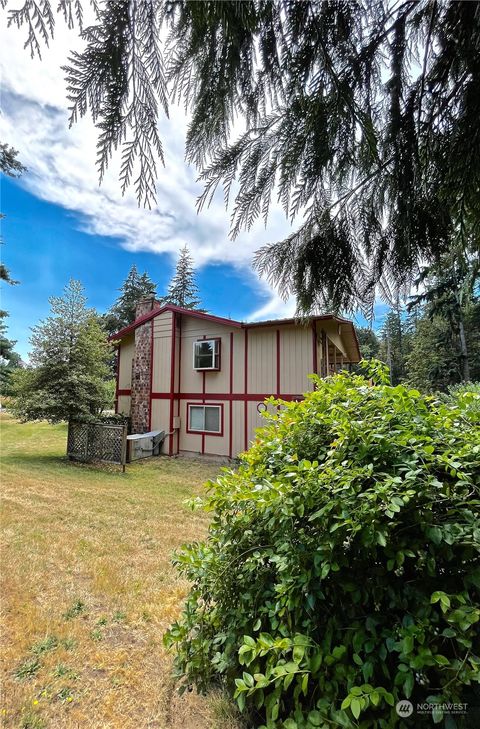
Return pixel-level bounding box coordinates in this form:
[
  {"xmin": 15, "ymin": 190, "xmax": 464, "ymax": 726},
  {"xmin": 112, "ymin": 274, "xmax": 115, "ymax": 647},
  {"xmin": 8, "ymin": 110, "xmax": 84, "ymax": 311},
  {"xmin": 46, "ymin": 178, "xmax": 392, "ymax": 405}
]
[{"xmin": 0, "ymin": 18, "xmax": 297, "ymax": 317}]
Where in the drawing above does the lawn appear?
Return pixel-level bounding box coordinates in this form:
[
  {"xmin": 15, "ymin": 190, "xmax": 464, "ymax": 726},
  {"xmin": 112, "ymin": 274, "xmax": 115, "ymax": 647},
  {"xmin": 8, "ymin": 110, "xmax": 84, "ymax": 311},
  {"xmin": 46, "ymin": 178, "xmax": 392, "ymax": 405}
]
[{"xmin": 0, "ymin": 414, "xmax": 241, "ymax": 729}]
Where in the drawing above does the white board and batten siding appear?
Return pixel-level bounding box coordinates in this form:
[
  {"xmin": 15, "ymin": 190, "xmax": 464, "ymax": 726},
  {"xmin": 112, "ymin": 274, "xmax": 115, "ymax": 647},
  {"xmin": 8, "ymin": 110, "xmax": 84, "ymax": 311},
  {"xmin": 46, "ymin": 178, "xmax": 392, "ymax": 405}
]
[{"xmin": 176, "ymin": 317, "xmax": 236, "ymax": 458}]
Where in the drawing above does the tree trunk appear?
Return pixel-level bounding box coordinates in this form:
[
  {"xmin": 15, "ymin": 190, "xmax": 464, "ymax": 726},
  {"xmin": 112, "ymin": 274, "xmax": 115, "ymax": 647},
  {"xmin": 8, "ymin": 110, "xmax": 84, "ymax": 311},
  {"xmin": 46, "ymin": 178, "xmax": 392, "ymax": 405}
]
[
  {"xmin": 386, "ymin": 333, "xmax": 393, "ymax": 384},
  {"xmin": 458, "ymin": 316, "xmax": 470, "ymax": 382}
]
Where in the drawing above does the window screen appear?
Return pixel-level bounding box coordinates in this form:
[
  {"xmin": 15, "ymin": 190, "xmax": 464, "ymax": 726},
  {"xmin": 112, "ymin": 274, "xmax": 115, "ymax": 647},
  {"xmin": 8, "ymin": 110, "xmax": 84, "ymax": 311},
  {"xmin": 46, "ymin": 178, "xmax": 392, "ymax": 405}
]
[
  {"xmin": 193, "ymin": 340, "xmax": 220, "ymax": 369},
  {"xmin": 189, "ymin": 406, "xmax": 205, "ymax": 431},
  {"xmin": 204, "ymin": 406, "xmax": 220, "ymax": 432},
  {"xmin": 188, "ymin": 405, "xmax": 221, "ymax": 433}
]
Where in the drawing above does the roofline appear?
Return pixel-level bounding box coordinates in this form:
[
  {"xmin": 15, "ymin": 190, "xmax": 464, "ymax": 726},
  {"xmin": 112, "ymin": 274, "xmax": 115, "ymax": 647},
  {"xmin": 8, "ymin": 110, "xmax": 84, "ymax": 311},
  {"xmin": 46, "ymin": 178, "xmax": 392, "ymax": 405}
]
[
  {"xmin": 245, "ymin": 314, "xmax": 361, "ymax": 361},
  {"xmin": 108, "ymin": 304, "xmax": 361, "ymax": 360},
  {"xmin": 109, "ymin": 304, "xmax": 243, "ymax": 340},
  {"xmin": 245, "ymin": 313, "xmax": 350, "ymax": 329}
]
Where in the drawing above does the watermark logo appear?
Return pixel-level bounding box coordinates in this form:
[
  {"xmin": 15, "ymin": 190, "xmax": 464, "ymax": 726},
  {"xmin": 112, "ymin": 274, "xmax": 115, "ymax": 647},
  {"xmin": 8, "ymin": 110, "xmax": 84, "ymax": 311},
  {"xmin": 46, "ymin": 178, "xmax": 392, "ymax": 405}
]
[
  {"xmin": 396, "ymin": 700, "xmax": 414, "ymax": 718},
  {"xmin": 395, "ymin": 699, "xmax": 470, "ymax": 719}
]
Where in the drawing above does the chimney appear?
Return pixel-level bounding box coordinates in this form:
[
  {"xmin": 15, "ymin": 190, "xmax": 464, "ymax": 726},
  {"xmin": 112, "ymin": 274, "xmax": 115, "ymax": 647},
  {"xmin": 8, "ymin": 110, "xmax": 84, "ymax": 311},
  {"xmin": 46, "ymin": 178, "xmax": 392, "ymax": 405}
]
[
  {"xmin": 130, "ymin": 297, "xmax": 162, "ymax": 433},
  {"xmin": 135, "ymin": 295, "xmax": 162, "ymax": 320}
]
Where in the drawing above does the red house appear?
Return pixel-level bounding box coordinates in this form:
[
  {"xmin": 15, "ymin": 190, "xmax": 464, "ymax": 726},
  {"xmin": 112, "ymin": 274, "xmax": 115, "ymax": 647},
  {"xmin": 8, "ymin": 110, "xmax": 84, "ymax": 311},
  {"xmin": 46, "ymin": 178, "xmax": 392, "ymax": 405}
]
[{"xmin": 111, "ymin": 297, "xmax": 361, "ymax": 458}]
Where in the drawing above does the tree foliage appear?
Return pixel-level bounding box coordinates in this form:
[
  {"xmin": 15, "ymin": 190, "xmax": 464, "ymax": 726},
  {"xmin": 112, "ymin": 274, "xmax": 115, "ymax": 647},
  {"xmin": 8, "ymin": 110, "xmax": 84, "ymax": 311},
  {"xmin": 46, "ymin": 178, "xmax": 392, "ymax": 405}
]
[
  {"xmin": 0, "ymin": 142, "xmax": 26, "ymax": 178},
  {"xmin": 160, "ymin": 244, "xmax": 202, "ymax": 310},
  {"xmin": 11, "ymin": 279, "xmax": 113, "ymax": 422},
  {"xmin": 1, "ymin": 141, "xmax": 24, "ymax": 284},
  {"xmin": 444, "ymin": 382, "xmax": 480, "ymax": 425},
  {"xmin": 4, "ymin": 1, "xmax": 480, "ymax": 313},
  {"xmin": 0, "ymin": 313, "xmax": 22, "ymax": 395},
  {"xmin": 405, "ymin": 303, "xmax": 480, "ymax": 393},
  {"xmin": 377, "ymin": 309, "xmax": 413, "ymax": 386},
  {"xmin": 103, "ymin": 264, "xmax": 157, "ymax": 335},
  {"xmin": 408, "ymin": 255, "xmax": 480, "ymax": 382},
  {"xmin": 165, "ymin": 363, "xmax": 480, "ymax": 728},
  {"xmin": 0, "ymin": 142, "xmax": 24, "ymax": 391},
  {"xmin": 374, "ymin": 254, "xmax": 480, "ymax": 391},
  {"xmin": 354, "ymin": 327, "xmax": 380, "ymax": 362}
]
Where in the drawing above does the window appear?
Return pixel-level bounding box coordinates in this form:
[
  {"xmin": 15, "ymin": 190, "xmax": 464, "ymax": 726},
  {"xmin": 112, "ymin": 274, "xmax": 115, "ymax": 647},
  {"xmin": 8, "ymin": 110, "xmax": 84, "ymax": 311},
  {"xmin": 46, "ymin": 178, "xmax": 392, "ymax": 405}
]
[
  {"xmin": 187, "ymin": 404, "xmax": 222, "ymax": 434},
  {"xmin": 193, "ymin": 339, "xmax": 220, "ymax": 370}
]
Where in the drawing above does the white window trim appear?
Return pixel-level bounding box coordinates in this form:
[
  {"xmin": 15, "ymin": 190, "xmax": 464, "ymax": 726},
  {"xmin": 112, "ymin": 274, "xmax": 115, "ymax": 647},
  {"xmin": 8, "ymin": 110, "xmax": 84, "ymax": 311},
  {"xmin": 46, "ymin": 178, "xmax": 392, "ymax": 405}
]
[
  {"xmin": 193, "ymin": 339, "xmax": 220, "ymax": 371},
  {"xmin": 187, "ymin": 404, "xmax": 222, "ymax": 434}
]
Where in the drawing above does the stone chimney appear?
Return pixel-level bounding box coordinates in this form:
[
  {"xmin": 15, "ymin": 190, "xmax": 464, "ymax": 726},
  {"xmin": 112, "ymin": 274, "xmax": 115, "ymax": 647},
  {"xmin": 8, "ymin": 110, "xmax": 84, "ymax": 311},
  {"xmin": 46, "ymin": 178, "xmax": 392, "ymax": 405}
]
[
  {"xmin": 130, "ymin": 297, "xmax": 162, "ymax": 433},
  {"xmin": 135, "ymin": 295, "xmax": 161, "ymax": 320}
]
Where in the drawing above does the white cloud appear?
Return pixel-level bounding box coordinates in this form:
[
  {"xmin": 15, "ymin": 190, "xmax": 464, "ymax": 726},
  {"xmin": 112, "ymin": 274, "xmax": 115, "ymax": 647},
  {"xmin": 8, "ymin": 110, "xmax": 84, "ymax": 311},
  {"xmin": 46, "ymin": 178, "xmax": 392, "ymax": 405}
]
[
  {"xmin": 0, "ymin": 14, "xmax": 296, "ymax": 318},
  {"xmin": 248, "ymin": 288, "xmax": 297, "ymax": 322}
]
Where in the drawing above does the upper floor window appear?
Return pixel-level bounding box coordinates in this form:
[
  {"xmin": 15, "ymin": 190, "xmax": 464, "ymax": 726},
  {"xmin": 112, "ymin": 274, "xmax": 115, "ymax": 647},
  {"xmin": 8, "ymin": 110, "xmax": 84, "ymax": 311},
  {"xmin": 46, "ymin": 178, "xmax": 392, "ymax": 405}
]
[{"xmin": 193, "ymin": 339, "xmax": 220, "ymax": 370}]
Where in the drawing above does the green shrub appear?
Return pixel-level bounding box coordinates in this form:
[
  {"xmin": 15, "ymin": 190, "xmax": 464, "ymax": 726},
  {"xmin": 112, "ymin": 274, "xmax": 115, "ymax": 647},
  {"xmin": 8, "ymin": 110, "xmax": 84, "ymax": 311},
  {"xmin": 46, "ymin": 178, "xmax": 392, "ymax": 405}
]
[
  {"xmin": 165, "ymin": 362, "xmax": 480, "ymax": 728},
  {"xmin": 443, "ymin": 382, "xmax": 480, "ymax": 425}
]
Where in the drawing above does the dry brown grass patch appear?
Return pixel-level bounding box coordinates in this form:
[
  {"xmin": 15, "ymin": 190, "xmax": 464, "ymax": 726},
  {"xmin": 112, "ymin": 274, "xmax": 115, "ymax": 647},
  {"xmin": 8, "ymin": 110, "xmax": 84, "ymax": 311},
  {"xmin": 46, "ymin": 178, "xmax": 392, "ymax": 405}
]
[{"xmin": 0, "ymin": 414, "xmax": 242, "ymax": 728}]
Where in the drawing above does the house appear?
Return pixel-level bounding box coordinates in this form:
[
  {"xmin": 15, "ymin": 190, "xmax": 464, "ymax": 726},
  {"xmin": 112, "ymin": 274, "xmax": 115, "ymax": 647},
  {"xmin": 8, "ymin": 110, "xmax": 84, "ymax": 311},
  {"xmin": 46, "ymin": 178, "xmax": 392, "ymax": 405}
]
[{"xmin": 110, "ymin": 297, "xmax": 361, "ymax": 459}]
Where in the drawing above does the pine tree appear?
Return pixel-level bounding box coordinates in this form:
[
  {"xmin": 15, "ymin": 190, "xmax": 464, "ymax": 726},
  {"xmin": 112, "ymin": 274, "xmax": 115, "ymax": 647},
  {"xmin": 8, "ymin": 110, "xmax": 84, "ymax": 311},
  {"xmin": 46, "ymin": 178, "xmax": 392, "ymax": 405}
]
[
  {"xmin": 0, "ymin": 314, "xmax": 17, "ymax": 361},
  {"xmin": 404, "ymin": 314, "xmax": 464, "ymax": 393},
  {"xmin": 1, "ymin": 141, "xmax": 24, "ymax": 284},
  {"xmin": 378, "ymin": 309, "xmax": 413, "ymax": 386},
  {"xmin": 0, "ymin": 312, "xmax": 22, "ymax": 395},
  {"xmin": 6, "ymin": 1, "xmax": 480, "ymax": 313},
  {"xmin": 104, "ymin": 264, "xmax": 157, "ymax": 335},
  {"xmin": 11, "ymin": 279, "xmax": 112, "ymax": 422},
  {"xmin": 161, "ymin": 246, "xmax": 201, "ymax": 310},
  {"xmin": 405, "ymin": 256, "xmax": 480, "ymax": 390},
  {"xmin": 0, "ymin": 142, "xmax": 24, "ymax": 391},
  {"xmin": 408, "ymin": 255, "xmax": 479, "ymax": 382},
  {"xmin": 355, "ymin": 327, "xmax": 380, "ymax": 361}
]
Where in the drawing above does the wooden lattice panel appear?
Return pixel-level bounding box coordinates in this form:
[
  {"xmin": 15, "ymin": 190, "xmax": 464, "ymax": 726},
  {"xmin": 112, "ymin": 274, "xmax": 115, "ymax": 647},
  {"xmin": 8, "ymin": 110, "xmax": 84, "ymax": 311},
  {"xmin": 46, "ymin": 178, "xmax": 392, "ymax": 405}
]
[{"xmin": 67, "ymin": 421, "xmax": 127, "ymax": 466}]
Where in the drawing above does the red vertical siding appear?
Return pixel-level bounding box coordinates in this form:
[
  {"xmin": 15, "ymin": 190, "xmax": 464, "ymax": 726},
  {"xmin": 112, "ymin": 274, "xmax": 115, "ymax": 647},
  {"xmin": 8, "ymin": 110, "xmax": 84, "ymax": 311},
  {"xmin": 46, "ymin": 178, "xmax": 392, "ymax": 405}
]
[
  {"xmin": 169, "ymin": 313, "xmax": 176, "ymax": 455},
  {"xmin": 244, "ymin": 328, "xmax": 248, "ymax": 451},
  {"xmin": 276, "ymin": 329, "xmax": 281, "ymax": 396},
  {"xmin": 115, "ymin": 345, "xmax": 120, "ymax": 413},
  {"xmin": 229, "ymin": 332, "xmax": 233, "ymax": 458},
  {"xmin": 176, "ymin": 317, "xmax": 182, "ymax": 454},
  {"xmin": 201, "ymin": 370, "xmax": 206, "ymax": 454},
  {"xmin": 148, "ymin": 319, "xmax": 154, "ymax": 430}
]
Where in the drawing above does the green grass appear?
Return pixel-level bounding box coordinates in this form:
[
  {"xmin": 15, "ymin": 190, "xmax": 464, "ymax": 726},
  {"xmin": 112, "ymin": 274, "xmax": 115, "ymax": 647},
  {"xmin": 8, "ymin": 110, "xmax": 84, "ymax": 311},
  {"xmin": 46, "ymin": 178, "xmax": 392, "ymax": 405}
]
[{"xmin": 0, "ymin": 414, "xmax": 241, "ymax": 729}]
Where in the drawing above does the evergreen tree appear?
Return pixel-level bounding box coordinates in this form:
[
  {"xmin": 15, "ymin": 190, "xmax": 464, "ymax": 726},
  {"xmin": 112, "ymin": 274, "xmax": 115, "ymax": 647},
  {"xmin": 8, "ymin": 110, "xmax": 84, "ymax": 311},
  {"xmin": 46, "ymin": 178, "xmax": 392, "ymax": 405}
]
[
  {"xmin": 0, "ymin": 143, "xmax": 25, "ymax": 178},
  {"xmin": 0, "ymin": 143, "xmax": 24, "ymax": 391},
  {"xmin": 404, "ymin": 313, "xmax": 465, "ymax": 393},
  {"xmin": 0, "ymin": 314, "xmax": 17, "ymax": 361},
  {"xmin": 408, "ymin": 255, "xmax": 479, "ymax": 382},
  {"xmin": 375, "ymin": 254, "xmax": 480, "ymax": 391},
  {"xmin": 0, "ymin": 313, "xmax": 22, "ymax": 395},
  {"xmin": 161, "ymin": 245, "xmax": 202, "ymax": 310},
  {"xmin": 104, "ymin": 264, "xmax": 157, "ymax": 335},
  {"xmin": 1, "ymin": 141, "xmax": 24, "ymax": 284},
  {"xmin": 405, "ymin": 259, "xmax": 480, "ymax": 391},
  {"xmin": 6, "ymin": 1, "xmax": 480, "ymax": 312},
  {"xmin": 355, "ymin": 327, "xmax": 380, "ymax": 361},
  {"xmin": 11, "ymin": 279, "xmax": 112, "ymax": 422},
  {"xmin": 378, "ymin": 309, "xmax": 413, "ymax": 386}
]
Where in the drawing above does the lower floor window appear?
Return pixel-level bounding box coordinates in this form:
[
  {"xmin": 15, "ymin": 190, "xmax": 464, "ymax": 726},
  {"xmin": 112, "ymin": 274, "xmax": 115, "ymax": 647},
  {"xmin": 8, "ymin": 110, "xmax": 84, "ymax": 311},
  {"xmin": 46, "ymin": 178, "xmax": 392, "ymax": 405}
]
[{"xmin": 188, "ymin": 404, "xmax": 222, "ymax": 434}]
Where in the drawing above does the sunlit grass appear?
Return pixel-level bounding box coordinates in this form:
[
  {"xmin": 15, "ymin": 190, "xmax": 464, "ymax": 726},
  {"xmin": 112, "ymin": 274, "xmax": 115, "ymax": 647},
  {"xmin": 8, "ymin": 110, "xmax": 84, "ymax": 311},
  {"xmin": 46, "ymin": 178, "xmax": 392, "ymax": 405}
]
[{"xmin": 0, "ymin": 414, "xmax": 240, "ymax": 728}]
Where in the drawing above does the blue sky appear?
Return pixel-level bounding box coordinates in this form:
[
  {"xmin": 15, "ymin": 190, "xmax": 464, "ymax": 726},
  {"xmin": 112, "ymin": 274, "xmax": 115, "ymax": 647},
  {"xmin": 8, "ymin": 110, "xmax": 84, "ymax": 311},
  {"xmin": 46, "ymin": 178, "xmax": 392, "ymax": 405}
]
[
  {"xmin": 1, "ymin": 178, "xmax": 275, "ymax": 360},
  {"xmin": 0, "ymin": 15, "xmax": 387, "ymax": 362},
  {"xmin": 2, "ymin": 174, "xmax": 386, "ymax": 362}
]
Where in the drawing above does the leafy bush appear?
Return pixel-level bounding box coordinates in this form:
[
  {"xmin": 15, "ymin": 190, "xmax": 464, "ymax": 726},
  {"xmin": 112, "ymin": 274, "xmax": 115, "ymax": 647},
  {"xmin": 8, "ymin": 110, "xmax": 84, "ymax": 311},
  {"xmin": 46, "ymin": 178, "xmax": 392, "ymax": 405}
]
[
  {"xmin": 443, "ymin": 382, "xmax": 480, "ymax": 425},
  {"xmin": 165, "ymin": 363, "xmax": 480, "ymax": 728},
  {"xmin": 75, "ymin": 412, "xmax": 130, "ymax": 426}
]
